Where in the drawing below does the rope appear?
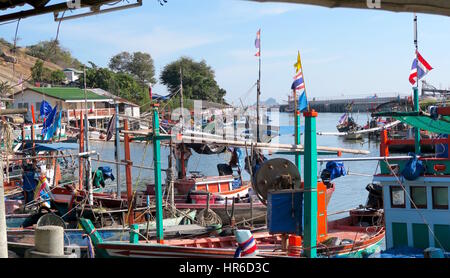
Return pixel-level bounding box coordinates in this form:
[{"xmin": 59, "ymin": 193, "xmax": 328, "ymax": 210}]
[{"xmin": 196, "ymin": 208, "xmax": 222, "ymax": 227}]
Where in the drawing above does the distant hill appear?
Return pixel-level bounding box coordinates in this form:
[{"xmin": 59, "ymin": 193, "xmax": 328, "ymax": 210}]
[
  {"xmin": 0, "ymin": 39, "xmax": 62, "ymax": 95},
  {"xmin": 255, "ymin": 97, "xmax": 279, "ymax": 107}
]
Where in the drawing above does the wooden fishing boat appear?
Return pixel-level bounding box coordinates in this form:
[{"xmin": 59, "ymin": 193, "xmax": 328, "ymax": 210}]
[{"xmin": 79, "ymin": 206, "xmax": 384, "ymax": 258}]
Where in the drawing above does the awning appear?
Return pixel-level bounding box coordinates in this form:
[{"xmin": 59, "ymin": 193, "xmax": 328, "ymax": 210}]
[
  {"xmin": 251, "ymin": 0, "xmax": 450, "ymax": 17},
  {"xmin": 394, "ymin": 116, "xmax": 450, "ymax": 135}
]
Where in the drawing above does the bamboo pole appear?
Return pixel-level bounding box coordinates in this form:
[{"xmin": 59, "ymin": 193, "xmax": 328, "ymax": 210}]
[
  {"xmin": 178, "ymin": 135, "xmax": 369, "ymax": 155},
  {"xmin": 123, "ymin": 120, "xmax": 134, "ymax": 225},
  {"xmin": 0, "ymin": 155, "xmax": 7, "ymax": 258},
  {"xmin": 79, "ymin": 112, "xmax": 84, "ymax": 190}
]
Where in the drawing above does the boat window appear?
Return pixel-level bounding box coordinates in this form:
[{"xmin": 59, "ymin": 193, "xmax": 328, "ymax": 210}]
[
  {"xmin": 432, "ymin": 187, "xmax": 449, "ymax": 210},
  {"xmin": 390, "ymin": 186, "xmax": 405, "ymax": 208},
  {"xmin": 410, "ymin": 186, "xmax": 427, "ymax": 209}
]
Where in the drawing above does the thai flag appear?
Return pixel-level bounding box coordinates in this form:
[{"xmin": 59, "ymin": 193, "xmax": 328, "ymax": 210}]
[
  {"xmin": 291, "ymin": 71, "xmax": 305, "ymax": 91},
  {"xmin": 255, "ymin": 29, "xmax": 260, "ymax": 57},
  {"xmin": 409, "ymin": 51, "xmax": 433, "ymax": 85}
]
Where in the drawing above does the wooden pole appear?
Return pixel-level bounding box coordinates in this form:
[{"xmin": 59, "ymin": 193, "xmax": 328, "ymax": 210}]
[
  {"xmin": 79, "ymin": 112, "xmax": 84, "ymax": 190},
  {"xmin": 295, "ymin": 110, "xmax": 301, "ymax": 186},
  {"xmin": 256, "ymin": 32, "xmax": 261, "ymax": 143},
  {"xmin": 83, "ymin": 67, "xmax": 93, "ymax": 205},
  {"xmin": 123, "ymin": 119, "xmax": 134, "ymax": 225},
  {"xmin": 178, "ymin": 134, "xmax": 369, "ymax": 155},
  {"xmin": 0, "ymin": 151, "xmax": 7, "ymax": 257},
  {"xmin": 115, "ymin": 103, "xmax": 121, "ymax": 197}
]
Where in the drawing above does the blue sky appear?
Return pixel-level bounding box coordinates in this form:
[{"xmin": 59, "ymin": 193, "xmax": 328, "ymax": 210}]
[{"xmin": 1, "ymin": 0, "xmax": 450, "ymax": 105}]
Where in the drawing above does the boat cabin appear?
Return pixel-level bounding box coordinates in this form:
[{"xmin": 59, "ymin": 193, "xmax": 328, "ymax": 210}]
[{"xmin": 373, "ymin": 129, "xmax": 450, "ymax": 252}]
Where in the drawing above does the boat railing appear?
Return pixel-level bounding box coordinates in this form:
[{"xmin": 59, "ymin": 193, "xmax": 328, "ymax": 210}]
[{"xmin": 380, "ymin": 129, "xmax": 450, "ymax": 175}]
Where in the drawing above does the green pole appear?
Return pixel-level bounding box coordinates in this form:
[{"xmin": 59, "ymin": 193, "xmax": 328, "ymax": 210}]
[
  {"xmin": 303, "ymin": 110, "xmax": 318, "ymax": 258},
  {"xmin": 413, "ymin": 87, "xmax": 421, "ymax": 154},
  {"xmin": 152, "ymin": 104, "xmax": 164, "ymax": 243},
  {"xmin": 295, "ymin": 111, "xmax": 301, "ymax": 186}
]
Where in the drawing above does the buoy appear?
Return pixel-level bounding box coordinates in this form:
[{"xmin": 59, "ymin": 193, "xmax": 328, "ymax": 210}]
[{"xmin": 234, "ymin": 230, "xmax": 258, "ymax": 258}]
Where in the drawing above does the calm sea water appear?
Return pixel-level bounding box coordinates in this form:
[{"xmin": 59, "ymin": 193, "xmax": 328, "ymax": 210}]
[{"xmin": 89, "ymin": 112, "xmax": 382, "ymax": 219}]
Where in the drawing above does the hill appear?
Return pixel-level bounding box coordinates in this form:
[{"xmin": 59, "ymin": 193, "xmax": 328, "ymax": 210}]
[{"xmin": 0, "ymin": 39, "xmax": 63, "ymax": 95}]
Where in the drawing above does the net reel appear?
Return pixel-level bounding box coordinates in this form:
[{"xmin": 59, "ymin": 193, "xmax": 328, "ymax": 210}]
[{"xmin": 253, "ymin": 158, "xmax": 301, "ymax": 205}]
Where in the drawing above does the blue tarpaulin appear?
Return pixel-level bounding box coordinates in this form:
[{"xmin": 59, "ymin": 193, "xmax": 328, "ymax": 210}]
[{"xmin": 33, "ymin": 143, "xmax": 79, "ymax": 152}]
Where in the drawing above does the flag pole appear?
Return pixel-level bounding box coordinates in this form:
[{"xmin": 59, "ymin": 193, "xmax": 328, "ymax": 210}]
[
  {"xmin": 413, "ymin": 13, "xmax": 420, "ymax": 154},
  {"xmin": 297, "ymin": 51, "xmax": 310, "ymax": 112}
]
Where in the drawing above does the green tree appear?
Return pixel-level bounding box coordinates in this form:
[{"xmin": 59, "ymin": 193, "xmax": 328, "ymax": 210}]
[
  {"xmin": 26, "ymin": 40, "xmax": 83, "ymax": 69},
  {"xmin": 50, "ymin": 70, "xmax": 66, "ymax": 85},
  {"xmin": 78, "ymin": 65, "xmax": 146, "ymax": 104},
  {"xmin": 31, "ymin": 60, "xmax": 44, "ymax": 82},
  {"xmin": 160, "ymin": 57, "xmax": 226, "ymax": 103},
  {"xmin": 109, "ymin": 51, "xmax": 132, "ymax": 72},
  {"xmin": 109, "ymin": 51, "xmax": 156, "ymax": 86}
]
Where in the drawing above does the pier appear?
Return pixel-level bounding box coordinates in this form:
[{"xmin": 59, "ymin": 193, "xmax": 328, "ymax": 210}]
[{"xmin": 281, "ymin": 93, "xmax": 409, "ymax": 113}]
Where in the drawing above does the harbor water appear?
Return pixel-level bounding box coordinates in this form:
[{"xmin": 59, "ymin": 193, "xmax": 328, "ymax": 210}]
[{"xmin": 89, "ymin": 112, "xmax": 382, "ymax": 220}]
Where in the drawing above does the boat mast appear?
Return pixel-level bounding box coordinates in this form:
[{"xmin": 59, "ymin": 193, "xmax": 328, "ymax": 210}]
[
  {"xmin": 256, "ymin": 31, "xmax": 261, "ymax": 143},
  {"xmin": 83, "ymin": 67, "xmax": 93, "ymax": 206},
  {"xmin": 413, "ymin": 14, "xmax": 421, "ymax": 154},
  {"xmin": 0, "ymin": 134, "xmax": 6, "ymax": 257},
  {"xmin": 115, "ymin": 101, "xmax": 121, "ymax": 198},
  {"xmin": 179, "ymin": 66, "xmax": 186, "ymax": 178}
]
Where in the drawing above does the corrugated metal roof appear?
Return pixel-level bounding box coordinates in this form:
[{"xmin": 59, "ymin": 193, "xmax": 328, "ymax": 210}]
[{"xmin": 27, "ymin": 87, "xmax": 111, "ymax": 101}]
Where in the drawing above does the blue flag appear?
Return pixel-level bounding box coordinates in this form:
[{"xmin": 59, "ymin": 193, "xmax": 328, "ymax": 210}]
[
  {"xmin": 40, "ymin": 100, "xmax": 53, "ymax": 119},
  {"xmin": 43, "ymin": 110, "xmax": 62, "ymax": 140},
  {"xmin": 41, "ymin": 104, "xmax": 58, "ymax": 136},
  {"xmin": 298, "ymin": 91, "xmax": 308, "ymax": 112}
]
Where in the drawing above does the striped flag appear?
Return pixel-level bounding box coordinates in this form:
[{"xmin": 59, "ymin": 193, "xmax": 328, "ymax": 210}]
[
  {"xmin": 254, "ymin": 29, "xmax": 260, "ymax": 57},
  {"xmin": 291, "ymin": 51, "xmax": 308, "ymax": 112},
  {"xmin": 409, "ymin": 51, "xmax": 433, "ymax": 85},
  {"xmin": 291, "ymin": 71, "xmax": 305, "ymax": 91}
]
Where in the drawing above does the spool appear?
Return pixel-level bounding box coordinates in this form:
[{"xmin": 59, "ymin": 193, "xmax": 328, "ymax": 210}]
[{"xmin": 288, "ymin": 235, "xmax": 302, "ymax": 257}]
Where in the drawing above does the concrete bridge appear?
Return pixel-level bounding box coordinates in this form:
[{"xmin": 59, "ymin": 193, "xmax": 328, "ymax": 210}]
[{"xmin": 308, "ymin": 94, "xmax": 409, "ymax": 113}]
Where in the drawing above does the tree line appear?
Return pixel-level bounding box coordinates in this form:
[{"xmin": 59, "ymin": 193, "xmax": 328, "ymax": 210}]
[{"xmin": 27, "ymin": 40, "xmax": 227, "ymax": 110}]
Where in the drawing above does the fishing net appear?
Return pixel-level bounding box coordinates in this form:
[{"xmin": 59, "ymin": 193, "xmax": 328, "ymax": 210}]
[{"xmin": 196, "ymin": 208, "xmax": 222, "ymax": 227}]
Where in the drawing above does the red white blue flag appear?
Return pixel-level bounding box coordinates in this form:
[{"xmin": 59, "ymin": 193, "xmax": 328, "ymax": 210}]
[
  {"xmin": 254, "ymin": 29, "xmax": 260, "ymax": 57},
  {"xmin": 291, "ymin": 71, "xmax": 305, "ymax": 91},
  {"xmin": 409, "ymin": 51, "xmax": 433, "ymax": 85}
]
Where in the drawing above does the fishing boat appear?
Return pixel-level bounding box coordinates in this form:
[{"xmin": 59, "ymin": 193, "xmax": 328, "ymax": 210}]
[
  {"xmin": 79, "ymin": 107, "xmax": 384, "ymax": 258},
  {"xmin": 79, "ymin": 163, "xmax": 383, "ymax": 258},
  {"xmin": 370, "ymin": 106, "xmax": 450, "ymax": 256}
]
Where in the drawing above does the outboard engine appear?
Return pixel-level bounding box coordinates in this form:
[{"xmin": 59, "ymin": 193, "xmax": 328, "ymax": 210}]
[{"xmin": 366, "ymin": 183, "xmax": 383, "ymax": 209}]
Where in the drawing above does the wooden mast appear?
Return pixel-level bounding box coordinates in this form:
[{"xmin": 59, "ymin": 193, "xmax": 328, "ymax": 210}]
[
  {"xmin": 123, "ymin": 119, "xmax": 134, "ymax": 225},
  {"xmin": 83, "ymin": 67, "xmax": 93, "ymax": 205},
  {"xmin": 79, "ymin": 112, "xmax": 84, "ymax": 190}
]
